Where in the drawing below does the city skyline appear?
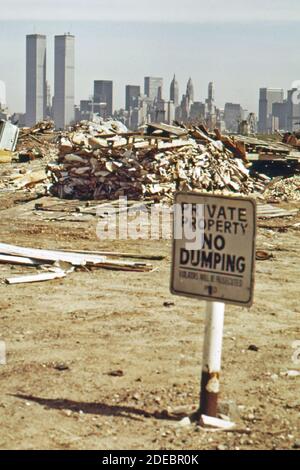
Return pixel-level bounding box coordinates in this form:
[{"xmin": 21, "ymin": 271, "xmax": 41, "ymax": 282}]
[
  {"xmin": 0, "ymin": 17, "xmax": 299, "ymax": 116},
  {"xmin": 1, "ymin": 30, "xmax": 299, "ymax": 133}
]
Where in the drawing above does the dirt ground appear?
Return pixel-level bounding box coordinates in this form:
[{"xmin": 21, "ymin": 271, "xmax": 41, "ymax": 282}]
[{"xmin": 0, "ymin": 188, "xmax": 299, "ymax": 450}]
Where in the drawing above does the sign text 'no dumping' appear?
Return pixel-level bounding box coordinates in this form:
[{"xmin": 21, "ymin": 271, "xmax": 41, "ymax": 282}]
[{"xmin": 171, "ymin": 192, "xmax": 256, "ymax": 307}]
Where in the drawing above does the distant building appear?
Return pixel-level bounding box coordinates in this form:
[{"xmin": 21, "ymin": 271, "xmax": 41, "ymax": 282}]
[
  {"xmin": 272, "ymin": 101, "xmax": 288, "ymax": 130},
  {"xmin": 144, "ymin": 77, "xmax": 163, "ymax": 101},
  {"xmin": 206, "ymin": 82, "xmax": 215, "ymax": 114},
  {"xmin": 224, "ymin": 103, "xmax": 243, "ymax": 133},
  {"xmin": 189, "ymin": 102, "xmax": 205, "ymax": 121},
  {"xmin": 247, "ymin": 112, "xmax": 258, "ymax": 134},
  {"xmin": 186, "ymin": 77, "xmax": 194, "ymax": 103},
  {"xmin": 94, "ymin": 80, "xmax": 113, "ymax": 117},
  {"xmin": 53, "ymin": 34, "xmax": 75, "ymax": 129},
  {"xmin": 205, "ymin": 82, "xmax": 217, "ymax": 130},
  {"xmin": 208, "ymin": 81, "xmax": 214, "ymax": 102},
  {"xmin": 75, "ymin": 99, "xmax": 94, "ymax": 122},
  {"xmin": 129, "ymin": 98, "xmax": 148, "ymax": 129},
  {"xmin": 154, "ymin": 100, "xmax": 175, "ymax": 125},
  {"xmin": 125, "ymin": 85, "xmax": 140, "ymax": 111},
  {"xmin": 287, "ymin": 88, "xmax": 300, "ymax": 132},
  {"xmin": 26, "ymin": 34, "xmax": 47, "ymax": 127},
  {"xmin": 0, "ymin": 80, "xmax": 6, "ymax": 109},
  {"xmin": 179, "ymin": 94, "xmax": 190, "ymax": 121},
  {"xmin": 170, "ymin": 74, "xmax": 179, "ymax": 107},
  {"xmin": 258, "ymin": 88, "xmax": 284, "ymax": 133}
]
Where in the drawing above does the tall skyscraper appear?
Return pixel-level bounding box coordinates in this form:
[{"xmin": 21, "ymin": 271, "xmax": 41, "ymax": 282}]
[
  {"xmin": 170, "ymin": 74, "xmax": 179, "ymax": 107},
  {"xmin": 258, "ymin": 88, "xmax": 284, "ymax": 133},
  {"xmin": 144, "ymin": 77, "xmax": 163, "ymax": 101},
  {"xmin": 206, "ymin": 82, "xmax": 217, "ymax": 130},
  {"xmin": 125, "ymin": 85, "xmax": 140, "ymax": 111},
  {"xmin": 26, "ymin": 34, "xmax": 47, "ymax": 126},
  {"xmin": 208, "ymin": 81, "xmax": 215, "ymax": 102},
  {"xmin": 186, "ymin": 77, "xmax": 194, "ymax": 103},
  {"xmin": 53, "ymin": 34, "xmax": 75, "ymax": 130},
  {"xmin": 94, "ymin": 80, "xmax": 113, "ymax": 117}
]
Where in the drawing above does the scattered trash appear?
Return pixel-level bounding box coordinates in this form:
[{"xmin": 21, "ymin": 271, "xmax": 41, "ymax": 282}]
[
  {"xmin": 199, "ymin": 414, "xmax": 236, "ymax": 430},
  {"xmin": 53, "ymin": 362, "xmax": 70, "ymax": 371},
  {"xmin": 178, "ymin": 416, "xmax": 192, "ymax": 428},
  {"xmin": 0, "ymin": 242, "xmax": 155, "ymax": 284},
  {"xmin": 263, "ymin": 176, "xmax": 300, "ymax": 202},
  {"xmin": 256, "ymin": 250, "xmax": 273, "ymax": 261},
  {"xmin": 0, "ymin": 120, "xmax": 19, "ymax": 152},
  {"xmin": 281, "ymin": 370, "xmax": 300, "ymax": 378},
  {"xmin": 106, "ymin": 370, "xmax": 124, "ymax": 377},
  {"xmin": 257, "ymin": 202, "xmax": 298, "ymax": 219},
  {"xmin": 0, "ymin": 149, "xmax": 13, "ymax": 164},
  {"xmin": 216, "ymin": 444, "xmax": 227, "ymax": 451},
  {"xmin": 5, "ymin": 270, "xmax": 66, "ymax": 285},
  {"xmin": 163, "ymin": 301, "xmax": 175, "ymax": 308}
]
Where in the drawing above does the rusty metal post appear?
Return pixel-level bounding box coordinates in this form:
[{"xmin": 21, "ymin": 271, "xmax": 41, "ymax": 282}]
[{"xmin": 199, "ymin": 301, "xmax": 225, "ymax": 417}]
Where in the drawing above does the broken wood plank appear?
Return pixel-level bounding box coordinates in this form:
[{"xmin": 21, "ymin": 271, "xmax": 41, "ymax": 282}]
[
  {"xmin": 0, "ymin": 254, "xmax": 42, "ymax": 266},
  {"xmin": 5, "ymin": 271, "xmax": 66, "ymax": 285},
  {"xmin": 14, "ymin": 170, "xmax": 48, "ymax": 189},
  {"xmin": 200, "ymin": 414, "xmax": 236, "ymax": 430},
  {"xmin": 56, "ymin": 248, "xmax": 165, "ymax": 261},
  {"xmin": 0, "ymin": 150, "xmax": 13, "ymax": 163},
  {"xmin": 0, "ymin": 243, "xmax": 106, "ymax": 266},
  {"xmin": 91, "ymin": 259, "xmax": 154, "ymax": 272}
]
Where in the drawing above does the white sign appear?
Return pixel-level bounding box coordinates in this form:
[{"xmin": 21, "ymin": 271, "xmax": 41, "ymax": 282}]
[{"xmin": 171, "ymin": 192, "xmax": 256, "ymax": 307}]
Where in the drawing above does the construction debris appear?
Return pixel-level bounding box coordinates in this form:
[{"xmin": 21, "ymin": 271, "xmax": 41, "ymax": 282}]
[
  {"xmin": 257, "ymin": 202, "xmax": 298, "ymax": 218},
  {"xmin": 20, "ymin": 121, "xmax": 55, "ymax": 136},
  {"xmin": 199, "ymin": 414, "xmax": 236, "ymax": 430},
  {"xmin": 256, "ymin": 250, "xmax": 273, "ymax": 261},
  {"xmin": 5, "ymin": 270, "xmax": 67, "ymax": 285},
  {"xmin": 0, "ymin": 149, "xmax": 13, "ymax": 164},
  {"xmin": 0, "ymin": 242, "xmax": 154, "ymax": 284},
  {"xmin": 49, "ymin": 121, "xmax": 261, "ymax": 201},
  {"xmin": 0, "ymin": 120, "xmax": 19, "ymax": 152},
  {"xmin": 16, "ymin": 121, "xmax": 58, "ymax": 163},
  {"xmin": 262, "ymin": 176, "xmax": 300, "ymax": 201},
  {"xmin": 1, "ymin": 119, "xmax": 300, "ymax": 207},
  {"xmin": 282, "ymin": 131, "xmax": 300, "ymax": 150}
]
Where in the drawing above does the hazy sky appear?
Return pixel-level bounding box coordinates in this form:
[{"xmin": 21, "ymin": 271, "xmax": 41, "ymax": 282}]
[{"xmin": 0, "ymin": 0, "xmax": 299, "ymax": 114}]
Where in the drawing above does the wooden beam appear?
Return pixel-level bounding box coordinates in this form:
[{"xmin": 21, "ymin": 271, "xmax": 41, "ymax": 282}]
[{"xmin": 5, "ymin": 271, "xmax": 66, "ymax": 285}]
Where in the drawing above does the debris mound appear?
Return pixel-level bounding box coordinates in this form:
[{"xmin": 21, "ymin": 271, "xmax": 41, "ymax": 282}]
[
  {"xmin": 49, "ymin": 121, "xmax": 259, "ymax": 201},
  {"xmin": 263, "ymin": 176, "xmax": 300, "ymax": 201},
  {"xmin": 16, "ymin": 120, "xmax": 58, "ymax": 162}
]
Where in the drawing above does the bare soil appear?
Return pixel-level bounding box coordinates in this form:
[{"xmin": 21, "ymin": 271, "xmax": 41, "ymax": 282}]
[{"xmin": 0, "ymin": 189, "xmax": 299, "ymax": 450}]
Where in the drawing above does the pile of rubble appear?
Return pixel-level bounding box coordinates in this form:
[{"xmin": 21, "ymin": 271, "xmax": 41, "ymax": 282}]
[
  {"xmin": 0, "ymin": 120, "xmax": 58, "ymax": 164},
  {"xmin": 282, "ymin": 131, "xmax": 300, "ymax": 149},
  {"xmin": 263, "ymin": 176, "xmax": 300, "ymax": 201},
  {"xmin": 49, "ymin": 121, "xmax": 264, "ymax": 201},
  {"xmin": 16, "ymin": 121, "xmax": 58, "ymax": 162},
  {"xmin": 0, "ymin": 165, "xmax": 49, "ymax": 193}
]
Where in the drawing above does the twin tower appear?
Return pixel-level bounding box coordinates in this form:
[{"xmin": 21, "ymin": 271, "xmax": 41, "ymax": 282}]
[{"xmin": 25, "ymin": 33, "xmax": 75, "ymax": 129}]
